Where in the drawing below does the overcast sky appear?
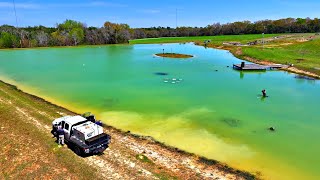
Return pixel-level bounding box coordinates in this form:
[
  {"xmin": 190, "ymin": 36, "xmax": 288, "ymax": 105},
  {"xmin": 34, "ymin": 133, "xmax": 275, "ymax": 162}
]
[{"xmin": 1, "ymin": 0, "xmax": 320, "ymax": 28}]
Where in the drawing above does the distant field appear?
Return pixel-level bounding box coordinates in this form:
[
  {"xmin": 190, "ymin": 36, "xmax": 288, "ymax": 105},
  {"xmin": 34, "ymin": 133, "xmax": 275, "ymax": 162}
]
[
  {"xmin": 130, "ymin": 33, "xmax": 320, "ymax": 76},
  {"xmin": 129, "ymin": 34, "xmax": 279, "ymax": 45}
]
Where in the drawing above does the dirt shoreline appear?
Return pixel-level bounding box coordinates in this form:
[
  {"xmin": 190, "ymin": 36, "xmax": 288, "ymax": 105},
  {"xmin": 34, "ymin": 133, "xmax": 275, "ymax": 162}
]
[{"xmin": 0, "ymin": 79, "xmax": 256, "ymax": 180}]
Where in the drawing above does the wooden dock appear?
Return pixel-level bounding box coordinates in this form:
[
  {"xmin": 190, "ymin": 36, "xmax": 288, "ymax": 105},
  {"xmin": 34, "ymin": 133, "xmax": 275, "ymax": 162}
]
[
  {"xmin": 233, "ymin": 62, "xmax": 288, "ymax": 71},
  {"xmin": 233, "ymin": 63, "xmax": 268, "ymax": 70}
]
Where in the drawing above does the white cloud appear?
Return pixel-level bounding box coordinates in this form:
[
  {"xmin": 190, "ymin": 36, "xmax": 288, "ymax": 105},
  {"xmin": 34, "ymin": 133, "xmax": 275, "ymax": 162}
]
[{"xmin": 0, "ymin": 1, "xmax": 40, "ymax": 9}]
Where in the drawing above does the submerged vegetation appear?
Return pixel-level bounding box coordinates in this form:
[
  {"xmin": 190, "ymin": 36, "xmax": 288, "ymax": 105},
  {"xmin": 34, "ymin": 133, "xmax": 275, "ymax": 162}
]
[{"xmin": 222, "ymin": 118, "xmax": 241, "ymax": 127}]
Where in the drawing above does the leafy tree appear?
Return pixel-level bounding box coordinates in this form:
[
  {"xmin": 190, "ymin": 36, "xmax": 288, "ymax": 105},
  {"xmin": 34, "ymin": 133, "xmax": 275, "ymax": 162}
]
[
  {"xmin": 54, "ymin": 19, "xmax": 85, "ymax": 46},
  {"xmin": 51, "ymin": 31, "xmax": 67, "ymax": 46},
  {"xmin": 70, "ymin": 27, "xmax": 84, "ymax": 45},
  {"xmin": 0, "ymin": 32, "xmax": 19, "ymax": 48}
]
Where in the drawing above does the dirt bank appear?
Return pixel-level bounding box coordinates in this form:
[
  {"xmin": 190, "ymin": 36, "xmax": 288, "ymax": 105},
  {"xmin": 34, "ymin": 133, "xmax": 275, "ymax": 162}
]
[{"xmin": 0, "ymin": 80, "xmax": 256, "ymax": 180}]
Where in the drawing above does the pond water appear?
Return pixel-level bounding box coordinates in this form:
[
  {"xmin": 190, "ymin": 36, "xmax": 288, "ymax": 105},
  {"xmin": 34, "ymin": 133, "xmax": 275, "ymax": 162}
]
[{"xmin": 0, "ymin": 43, "xmax": 319, "ymax": 180}]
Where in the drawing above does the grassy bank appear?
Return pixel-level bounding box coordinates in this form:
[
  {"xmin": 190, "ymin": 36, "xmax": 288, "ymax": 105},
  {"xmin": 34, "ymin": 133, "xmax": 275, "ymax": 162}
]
[
  {"xmin": 130, "ymin": 33, "xmax": 320, "ymax": 77},
  {"xmin": 0, "ymin": 81, "xmax": 99, "ymax": 179},
  {"xmin": 0, "ymin": 80, "xmax": 256, "ymax": 179},
  {"xmin": 238, "ymin": 37, "xmax": 320, "ymax": 75}
]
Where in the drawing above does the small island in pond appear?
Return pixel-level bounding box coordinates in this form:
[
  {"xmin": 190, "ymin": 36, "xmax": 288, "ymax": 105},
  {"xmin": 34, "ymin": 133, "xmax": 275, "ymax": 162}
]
[{"xmin": 156, "ymin": 53, "xmax": 193, "ymax": 58}]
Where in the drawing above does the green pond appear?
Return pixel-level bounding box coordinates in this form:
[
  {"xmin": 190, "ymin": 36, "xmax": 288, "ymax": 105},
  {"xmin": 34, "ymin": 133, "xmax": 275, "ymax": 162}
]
[{"xmin": 0, "ymin": 43, "xmax": 319, "ymax": 180}]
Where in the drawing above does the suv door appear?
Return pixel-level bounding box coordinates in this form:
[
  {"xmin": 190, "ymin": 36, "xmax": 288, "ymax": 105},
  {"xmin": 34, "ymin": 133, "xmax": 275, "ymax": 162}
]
[{"xmin": 64, "ymin": 123, "xmax": 71, "ymax": 140}]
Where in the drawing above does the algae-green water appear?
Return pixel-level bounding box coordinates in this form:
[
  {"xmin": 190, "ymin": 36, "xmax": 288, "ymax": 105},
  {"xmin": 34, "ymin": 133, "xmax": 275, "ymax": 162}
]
[{"xmin": 0, "ymin": 43, "xmax": 319, "ymax": 180}]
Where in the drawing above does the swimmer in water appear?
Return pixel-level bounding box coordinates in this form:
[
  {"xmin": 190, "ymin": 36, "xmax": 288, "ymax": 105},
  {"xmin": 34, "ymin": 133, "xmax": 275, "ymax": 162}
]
[{"xmin": 262, "ymin": 89, "xmax": 267, "ymax": 97}]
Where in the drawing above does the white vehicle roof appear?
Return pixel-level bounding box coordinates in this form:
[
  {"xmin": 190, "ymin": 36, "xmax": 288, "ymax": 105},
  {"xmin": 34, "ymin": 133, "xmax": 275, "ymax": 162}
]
[{"xmin": 52, "ymin": 115, "xmax": 87, "ymax": 126}]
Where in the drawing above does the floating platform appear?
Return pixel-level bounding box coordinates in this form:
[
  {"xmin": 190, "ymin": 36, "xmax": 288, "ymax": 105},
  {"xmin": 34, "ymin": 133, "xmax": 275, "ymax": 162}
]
[
  {"xmin": 233, "ymin": 63, "xmax": 268, "ymax": 70},
  {"xmin": 233, "ymin": 62, "xmax": 288, "ymax": 71}
]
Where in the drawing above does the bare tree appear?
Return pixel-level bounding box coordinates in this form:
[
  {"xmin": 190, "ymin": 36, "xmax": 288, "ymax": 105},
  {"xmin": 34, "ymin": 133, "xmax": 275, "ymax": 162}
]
[{"xmin": 35, "ymin": 31, "xmax": 49, "ymax": 46}]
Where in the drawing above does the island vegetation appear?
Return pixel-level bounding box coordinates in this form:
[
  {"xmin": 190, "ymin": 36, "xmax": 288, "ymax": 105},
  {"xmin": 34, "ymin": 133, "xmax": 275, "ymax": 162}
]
[{"xmin": 155, "ymin": 52, "xmax": 193, "ymax": 58}]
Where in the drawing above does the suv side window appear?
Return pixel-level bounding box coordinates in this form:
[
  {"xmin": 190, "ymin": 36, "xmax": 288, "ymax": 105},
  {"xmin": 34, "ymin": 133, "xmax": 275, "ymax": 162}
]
[
  {"xmin": 65, "ymin": 123, "xmax": 69, "ymax": 131},
  {"xmin": 61, "ymin": 121, "xmax": 65, "ymax": 128}
]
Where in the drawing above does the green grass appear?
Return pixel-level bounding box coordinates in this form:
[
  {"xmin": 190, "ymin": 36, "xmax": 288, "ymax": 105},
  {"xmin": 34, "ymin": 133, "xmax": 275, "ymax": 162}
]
[
  {"xmin": 135, "ymin": 154, "xmax": 154, "ymax": 164},
  {"xmin": 154, "ymin": 172, "xmax": 178, "ymax": 180},
  {"xmin": 129, "ymin": 34, "xmax": 279, "ymax": 45},
  {"xmin": 240, "ymin": 38, "xmax": 320, "ymax": 74}
]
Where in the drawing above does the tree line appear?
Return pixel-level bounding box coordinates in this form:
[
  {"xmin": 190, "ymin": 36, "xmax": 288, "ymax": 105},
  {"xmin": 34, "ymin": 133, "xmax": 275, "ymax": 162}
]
[{"xmin": 1, "ymin": 17, "xmax": 320, "ymax": 48}]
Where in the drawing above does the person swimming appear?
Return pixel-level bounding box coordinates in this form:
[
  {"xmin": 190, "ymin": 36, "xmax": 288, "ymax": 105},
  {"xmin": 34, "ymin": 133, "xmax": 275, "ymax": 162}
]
[{"xmin": 262, "ymin": 89, "xmax": 267, "ymax": 97}]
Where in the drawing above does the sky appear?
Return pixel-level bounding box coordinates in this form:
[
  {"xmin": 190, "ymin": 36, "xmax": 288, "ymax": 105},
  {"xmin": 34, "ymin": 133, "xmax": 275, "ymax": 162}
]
[{"xmin": 0, "ymin": 0, "xmax": 320, "ymax": 28}]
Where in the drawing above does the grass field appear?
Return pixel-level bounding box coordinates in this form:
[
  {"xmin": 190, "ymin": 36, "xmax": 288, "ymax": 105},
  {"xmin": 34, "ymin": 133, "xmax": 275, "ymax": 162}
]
[
  {"xmin": 130, "ymin": 33, "xmax": 320, "ymax": 76},
  {"xmin": 130, "ymin": 34, "xmax": 279, "ymax": 45},
  {"xmin": 240, "ymin": 36, "xmax": 320, "ymax": 75}
]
